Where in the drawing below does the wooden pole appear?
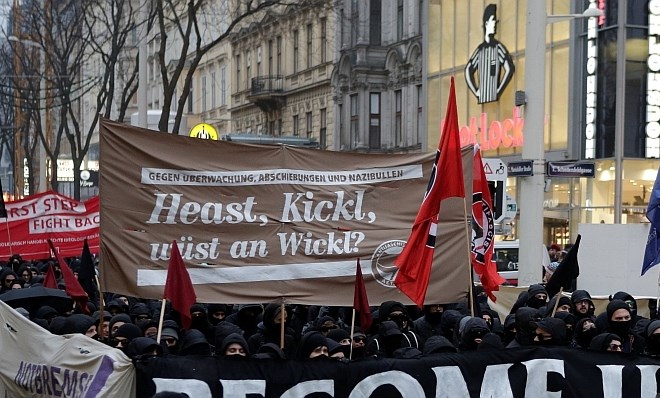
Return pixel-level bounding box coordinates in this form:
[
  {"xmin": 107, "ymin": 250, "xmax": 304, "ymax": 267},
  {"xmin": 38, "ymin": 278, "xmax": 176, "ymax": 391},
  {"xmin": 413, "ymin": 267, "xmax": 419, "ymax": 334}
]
[
  {"xmin": 279, "ymin": 300, "xmax": 286, "ymax": 349},
  {"xmin": 155, "ymin": 299, "xmax": 167, "ymax": 343},
  {"xmin": 95, "ymin": 275, "xmax": 105, "ymax": 340},
  {"xmin": 462, "ymin": 198, "xmax": 476, "ymax": 317},
  {"xmin": 349, "ymin": 308, "xmax": 356, "ymax": 360},
  {"xmin": 550, "ymin": 287, "xmax": 564, "ymax": 317}
]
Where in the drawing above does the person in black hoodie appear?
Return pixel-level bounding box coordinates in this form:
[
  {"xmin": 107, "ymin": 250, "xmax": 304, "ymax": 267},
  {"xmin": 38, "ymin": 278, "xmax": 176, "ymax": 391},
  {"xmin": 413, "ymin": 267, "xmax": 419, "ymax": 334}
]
[
  {"xmin": 588, "ymin": 333, "xmax": 624, "ymax": 352},
  {"xmin": 188, "ymin": 303, "xmax": 213, "ymax": 341},
  {"xmin": 458, "ymin": 317, "xmax": 490, "ymax": 352},
  {"xmin": 413, "ymin": 304, "xmax": 446, "ymax": 340},
  {"xmin": 125, "ymin": 337, "xmax": 163, "ymax": 359},
  {"xmin": 225, "ymin": 304, "xmax": 263, "ymax": 339},
  {"xmin": 571, "ymin": 290, "xmax": 595, "ymax": 320},
  {"xmin": 423, "ymin": 336, "xmax": 458, "ymax": 355},
  {"xmin": 531, "ymin": 317, "xmax": 567, "ymax": 347},
  {"xmin": 0, "ymin": 268, "xmax": 18, "ymax": 293},
  {"xmin": 219, "ymin": 333, "xmax": 250, "ymax": 357},
  {"xmin": 506, "ymin": 307, "xmax": 541, "ymax": 348},
  {"xmin": 643, "ymin": 320, "xmax": 660, "ymax": 356},
  {"xmin": 378, "ymin": 301, "xmax": 423, "ymax": 349},
  {"xmin": 247, "ymin": 303, "xmax": 296, "ymax": 358},
  {"xmin": 178, "ymin": 329, "xmax": 212, "ymax": 356},
  {"xmin": 572, "ymin": 317, "xmax": 598, "ymax": 349},
  {"xmin": 366, "ymin": 320, "xmax": 407, "ymax": 358},
  {"xmin": 602, "ymin": 299, "xmax": 643, "ymax": 354},
  {"xmin": 296, "ymin": 331, "xmax": 329, "ymax": 359}
]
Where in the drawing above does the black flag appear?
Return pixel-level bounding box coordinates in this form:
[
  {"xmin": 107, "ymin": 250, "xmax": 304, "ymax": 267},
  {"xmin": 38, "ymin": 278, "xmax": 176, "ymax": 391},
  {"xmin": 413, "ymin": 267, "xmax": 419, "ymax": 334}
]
[
  {"xmin": 0, "ymin": 178, "xmax": 7, "ymax": 218},
  {"xmin": 77, "ymin": 239, "xmax": 98, "ymax": 302},
  {"xmin": 545, "ymin": 234, "xmax": 581, "ymax": 299}
]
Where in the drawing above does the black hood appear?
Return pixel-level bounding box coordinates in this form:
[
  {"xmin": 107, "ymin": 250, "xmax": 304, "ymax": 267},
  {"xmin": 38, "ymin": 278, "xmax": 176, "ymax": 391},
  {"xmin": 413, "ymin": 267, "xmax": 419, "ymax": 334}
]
[
  {"xmin": 178, "ymin": 329, "xmax": 211, "ymax": 356},
  {"xmin": 423, "ymin": 336, "xmax": 457, "ymax": 355},
  {"xmin": 589, "ymin": 333, "xmax": 620, "ymax": 351},
  {"xmin": 262, "ymin": 303, "xmax": 284, "ymax": 330},
  {"xmin": 60, "ymin": 314, "xmax": 95, "ymax": 335},
  {"xmin": 219, "ymin": 333, "xmax": 249, "ymax": 356},
  {"xmin": 213, "ymin": 322, "xmax": 245, "ymax": 347},
  {"xmin": 125, "ymin": 337, "xmax": 162, "ymax": 358}
]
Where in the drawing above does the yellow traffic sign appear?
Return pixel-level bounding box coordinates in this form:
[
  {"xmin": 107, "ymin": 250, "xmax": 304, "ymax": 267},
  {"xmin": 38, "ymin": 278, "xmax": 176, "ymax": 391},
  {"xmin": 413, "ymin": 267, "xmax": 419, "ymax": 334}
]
[{"xmin": 189, "ymin": 123, "xmax": 218, "ymax": 140}]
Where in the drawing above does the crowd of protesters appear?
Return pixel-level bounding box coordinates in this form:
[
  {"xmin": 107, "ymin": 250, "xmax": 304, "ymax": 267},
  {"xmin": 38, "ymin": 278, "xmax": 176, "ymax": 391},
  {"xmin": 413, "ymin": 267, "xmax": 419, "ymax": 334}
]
[{"xmin": 2, "ymin": 252, "xmax": 660, "ymax": 365}]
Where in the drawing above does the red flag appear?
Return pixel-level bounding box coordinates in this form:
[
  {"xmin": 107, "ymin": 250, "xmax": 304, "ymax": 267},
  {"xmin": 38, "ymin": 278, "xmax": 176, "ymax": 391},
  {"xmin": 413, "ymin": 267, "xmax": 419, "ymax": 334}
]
[
  {"xmin": 353, "ymin": 258, "xmax": 372, "ymax": 332},
  {"xmin": 471, "ymin": 148, "xmax": 505, "ymax": 301},
  {"xmin": 164, "ymin": 241, "xmax": 197, "ymax": 330},
  {"xmin": 47, "ymin": 240, "xmax": 89, "ymax": 314},
  {"xmin": 43, "ymin": 262, "xmax": 58, "ymax": 289},
  {"xmin": 394, "ymin": 77, "xmax": 466, "ymax": 307}
]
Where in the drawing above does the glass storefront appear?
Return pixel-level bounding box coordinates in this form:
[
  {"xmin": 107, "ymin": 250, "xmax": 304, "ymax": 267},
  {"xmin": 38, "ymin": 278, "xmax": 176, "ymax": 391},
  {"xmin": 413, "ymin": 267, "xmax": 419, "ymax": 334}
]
[{"xmin": 426, "ymin": 0, "xmax": 655, "ymax": 245}]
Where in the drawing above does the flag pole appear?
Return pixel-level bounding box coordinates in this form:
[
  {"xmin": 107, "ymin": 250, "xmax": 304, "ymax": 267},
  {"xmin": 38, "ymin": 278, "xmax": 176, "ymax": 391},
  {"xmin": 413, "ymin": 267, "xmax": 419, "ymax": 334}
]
[
  {"xmin": 3, "ymin": 221, "xmax": 13, "ymax": 256},
  {"xmin": 349, "ymin": 308, "xmax": 356, "ymax": 360},
  {"xmin": 550, "ymin": 287, "xmax": 564, "ymax": 317},
  {"xmin": 155, "ymin": 298, "xmax": 167, "ymax": 343},
  {"xmin": 280, "ymin": 298, "xmax": 286, "ymax": 349},
  {"xmin": 96, "ymin": 274, "xmax": 105, "ymax": 340},
  {"xmin": 462, "ymin": 198, "xmax": 476, "ymax": 317}
]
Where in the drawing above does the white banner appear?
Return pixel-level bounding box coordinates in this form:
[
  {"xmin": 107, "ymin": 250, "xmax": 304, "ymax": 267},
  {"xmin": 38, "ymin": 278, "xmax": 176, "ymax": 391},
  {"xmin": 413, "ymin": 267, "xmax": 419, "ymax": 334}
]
[{"xmin": 0, "ymin": 301, "xmax": 135, "ymax": 397}]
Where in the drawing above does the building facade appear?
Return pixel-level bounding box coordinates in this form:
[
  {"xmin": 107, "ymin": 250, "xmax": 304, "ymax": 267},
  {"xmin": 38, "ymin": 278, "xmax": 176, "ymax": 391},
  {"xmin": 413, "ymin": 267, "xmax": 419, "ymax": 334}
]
[
  {"xmin": 332, "ymin": 0, "xmax": 425, "ymax": 152},
  {"xmin": 229, "ymin": 0, "xmax": 335, "ymax": 148},
  {"xmin": 426, "ymin": 0, "xmax": 657, "ymax": 247}
]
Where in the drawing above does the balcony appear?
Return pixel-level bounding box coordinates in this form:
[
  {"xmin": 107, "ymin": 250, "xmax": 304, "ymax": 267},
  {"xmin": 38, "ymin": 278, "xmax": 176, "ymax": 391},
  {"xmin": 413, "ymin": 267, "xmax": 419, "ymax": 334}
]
[{"xmin": 248, "ymin": 75, "xmax": 286, "ymax": 113}]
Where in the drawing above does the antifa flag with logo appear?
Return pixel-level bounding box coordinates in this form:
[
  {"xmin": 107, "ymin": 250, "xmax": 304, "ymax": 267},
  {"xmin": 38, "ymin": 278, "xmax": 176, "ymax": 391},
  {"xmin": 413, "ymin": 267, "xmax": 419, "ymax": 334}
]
[
  {"xmin": 545, "ymin": 234, "xmax": 581, "ymax": 299},
  {"xmin": 47, "ymin": 240, "xmax": 90, "ymax": 314},
  {"xmin": 471, "ymin": 147, "xmax": 504, "ymax": 301},
  {"xmin": 394, "ymin": 77, "xmax": 466, "ymax": 308}
]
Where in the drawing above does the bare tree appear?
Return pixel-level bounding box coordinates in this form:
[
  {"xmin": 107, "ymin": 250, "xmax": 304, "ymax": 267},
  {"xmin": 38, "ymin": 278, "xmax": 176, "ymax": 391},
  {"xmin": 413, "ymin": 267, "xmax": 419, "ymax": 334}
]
[{"xmin": 154, "ymin": 0, "xmax": 290, "ymax": 133}]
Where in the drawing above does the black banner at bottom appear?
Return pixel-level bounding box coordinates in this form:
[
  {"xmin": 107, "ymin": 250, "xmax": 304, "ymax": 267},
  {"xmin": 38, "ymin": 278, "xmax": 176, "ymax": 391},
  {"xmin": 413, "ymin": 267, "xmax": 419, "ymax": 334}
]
[{"xmin": 135, "ymin": 347, "xmax": 660, "ymax": 398}]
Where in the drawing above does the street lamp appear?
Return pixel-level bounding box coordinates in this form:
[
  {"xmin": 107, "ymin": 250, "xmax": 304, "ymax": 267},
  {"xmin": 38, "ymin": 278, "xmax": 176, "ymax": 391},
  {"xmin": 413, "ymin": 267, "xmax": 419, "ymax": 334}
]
[
  {"xmin": 7, "ymin": 35, "xmax": 48, "ymax": 193},
  {"xmin": 517, "ymin": 3, "xmax": 603, "ymax": 287}
]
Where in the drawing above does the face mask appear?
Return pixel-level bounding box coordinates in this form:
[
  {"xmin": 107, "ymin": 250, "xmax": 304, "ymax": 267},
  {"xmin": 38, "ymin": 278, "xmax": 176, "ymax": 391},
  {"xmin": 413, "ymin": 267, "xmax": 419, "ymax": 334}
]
[
  {"xmin": 389, "ymin": 315, "xmax": 408, "ymax": 330},
  {"xmin": 646, "ymin": 334, "xmax": 660, "ymax": 353},
  {"xmin": 576, "ymin": 328, "xmax": 599, "ymax": 348},
  {"xmin": 526, "ymin": 297, "xmax": 546, "ymax": 309},
  {"xmin": 426, "ymin": 312, "xmax": 443, "ymax": 325},
  {"xmin": 609, "ymin": 320, "xmax": 631, "ymax": 339}
]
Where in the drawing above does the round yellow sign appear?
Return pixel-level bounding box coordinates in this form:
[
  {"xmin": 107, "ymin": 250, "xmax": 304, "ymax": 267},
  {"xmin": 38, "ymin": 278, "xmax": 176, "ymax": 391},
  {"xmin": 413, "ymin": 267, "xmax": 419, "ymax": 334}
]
[{"xmin": 189, "ymin": 123, "xmax": 219, "ymax": 140}]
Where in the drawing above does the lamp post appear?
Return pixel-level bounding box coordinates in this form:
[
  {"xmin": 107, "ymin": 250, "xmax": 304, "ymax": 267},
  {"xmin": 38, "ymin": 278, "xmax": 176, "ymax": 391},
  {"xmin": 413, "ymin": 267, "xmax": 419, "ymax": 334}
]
[
  {"xmin": 7, "ymin": 35, "xmax": 48, "ymax": 194},
  {"xmin": 517, "ymin": 3, "xmax": 602, "ymax": 286}
]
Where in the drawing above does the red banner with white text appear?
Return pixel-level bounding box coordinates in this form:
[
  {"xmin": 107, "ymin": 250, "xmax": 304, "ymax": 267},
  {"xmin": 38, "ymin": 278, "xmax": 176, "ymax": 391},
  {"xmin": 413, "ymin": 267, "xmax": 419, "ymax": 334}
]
[{"xmin": 0, "ymin": 191, "xmax": 99, "ymax": 260}]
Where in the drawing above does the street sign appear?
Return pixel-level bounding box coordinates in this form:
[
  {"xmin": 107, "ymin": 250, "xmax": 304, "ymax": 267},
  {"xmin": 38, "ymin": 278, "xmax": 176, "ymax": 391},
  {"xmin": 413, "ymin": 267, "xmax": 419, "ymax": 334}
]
[
  {"xmin": 483, "ymin": 158, "xmax": 507, "ymax": 181},
  {"xmin": 508, "ymin": 160, "xmax": 534, "ymax": 177},
  {"xmin": 546, "ymin": 161, "xmax": 595, "ymax": 178},
  {"xmin": 189, "ymin": 123, "xmax": 219, "ymax": 140}
]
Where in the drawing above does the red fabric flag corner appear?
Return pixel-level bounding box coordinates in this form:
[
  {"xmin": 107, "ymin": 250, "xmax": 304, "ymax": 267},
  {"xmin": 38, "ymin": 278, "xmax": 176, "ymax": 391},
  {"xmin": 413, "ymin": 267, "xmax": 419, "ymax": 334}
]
[
  {"xmin": 471, "ymin": 148, "xmax": 505, "ymax": 301},
  {"xmin": 47, "ymin": 240, "xmax": 89, "ymax": 314},
  {"xmin": 353, "ymin": 258, "xmax": 372, "ymax": 332},
  {"xmin": 164, "ymin": 241, "xmax": 197, "ymax": 330},
  {"xmin": 394, "ymin": 76, "xmax": 466, "ymax": 308},
  {"xmin": 43, "ymin": 262, "xmax": 58, "ymax": 289}
]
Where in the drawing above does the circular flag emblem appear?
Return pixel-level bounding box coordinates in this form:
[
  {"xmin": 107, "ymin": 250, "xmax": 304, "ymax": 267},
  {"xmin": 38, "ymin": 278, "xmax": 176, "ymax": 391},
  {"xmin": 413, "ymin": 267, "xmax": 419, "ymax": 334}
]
[{"xmin": 189, "ymin": 123, "xmax": 219, "ymax": 140}]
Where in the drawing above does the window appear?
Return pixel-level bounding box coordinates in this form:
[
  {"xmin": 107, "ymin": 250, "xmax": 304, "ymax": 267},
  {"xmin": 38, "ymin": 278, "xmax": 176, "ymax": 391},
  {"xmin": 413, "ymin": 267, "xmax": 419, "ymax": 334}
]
[
  {"xmin": 306, "ymin": 24, "xmax": 313, "ymax": 69},
  {"xmin": 397, "ymin": 0, "xmax": 404, "ymax": 41},
  {"xmin": 340, "ymin": 9, "xmax": 345, "ymax": 48},
  {"xmin": 320, "ymin": 108, "xmax": 327, "ymax": 149},
  {"xmin": 276, "ymin": 36, "xmax": 282, "ymax": 75},
  {"xmin": 351, "ymin": 1, "xmax": 359, "ymax": 46},
  {"xmin": 293, "ymin": 30, "xmax": 299, "ymax": 73},
  {"xmin": 370, "ymin": 0, "xmax": 381, "ymax": 45},
  {"xmin": 418, "ymin": 0, "xmax": 424, "ymax": 34},
  {"xmin": 201, "ymin": 74, "xmax": 207, "ymax": 112},
  {"xmin": 395, "ymin": 90, "xmax": 402, "ymax": 146},
  {"xmin": 246, "ymin": 51, "xmax": 251, "ymax": 87},
  {"xmin": 256, "ymin": 46, "xmax": 262, "ymax": 76},
  {"xmin": 370, "ymin": 93, "xmax": 381, "ymax": 149},
  {"xmin": 236, "ymin": 54, "xmax": 241, "ymax": 91},
  {"xmin": 221, "ymin": 66, "xmax": 227, "ymax": 106},
  {"xmin": 416, "ymin": 85, "xmax": 423, "ymax": 144},
  {"xmin": 268, "ymin": 40, "xmax": 273, "ymax": 75},
  {"xmin": 321, "ymin": 19, "xmax": 327, "ymax": 63},
  {"xmin": 306, "ymin": 111, "xmax": 312, "ymax": 138},
  {"xmin": 293, "ymin": 115, "xmax": 299, "ymax": 136},
  {"xmin": 350, "ymin": 94, "xmax": 358, "ymax": 148},
  {"xmin": 211, "ymin": 70, "xmax": 216, "ymax": 108},
  {"xmin": 187, "ymin": 86, "xmax": 193, "ymax": 113}
]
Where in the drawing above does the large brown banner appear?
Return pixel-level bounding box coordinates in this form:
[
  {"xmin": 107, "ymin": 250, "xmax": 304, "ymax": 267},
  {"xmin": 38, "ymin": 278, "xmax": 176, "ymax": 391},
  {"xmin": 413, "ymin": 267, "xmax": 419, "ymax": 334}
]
[{"xmin": 99, "ymin": 118, "xmax": 473, "ymax": 305}]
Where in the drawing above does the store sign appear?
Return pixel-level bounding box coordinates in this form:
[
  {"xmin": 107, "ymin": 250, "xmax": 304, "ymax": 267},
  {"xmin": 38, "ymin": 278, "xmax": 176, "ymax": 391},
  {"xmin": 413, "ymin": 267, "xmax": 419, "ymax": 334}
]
[
  {"xmin": 647, "ymin": 0, "xmax": 660, "ymax": 158},
  {"xmin": 465, "ymin": 4, "xmax": 515, "ymax": 104},
  {"xmin": 189, "ymin": 123, "xmax": 219, "ymax": 140},
  {"xmin": 585, "ymin": 0, "xmax": 598, "ymax": 159},
  {"xmin": 546, "ymin": 161, "xmax": 595, "ymax": 178},
  {"xmin": 456, "ymin": 107, "xmax": 524, "ymax": 151}
]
